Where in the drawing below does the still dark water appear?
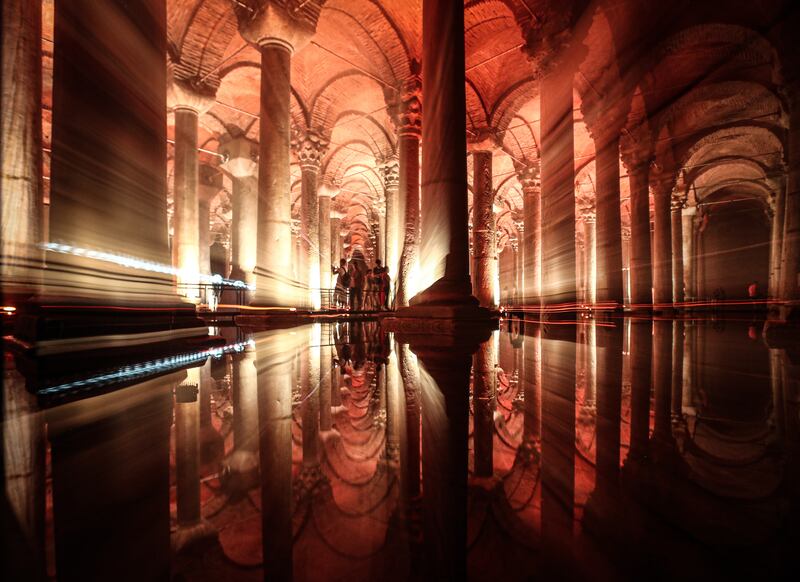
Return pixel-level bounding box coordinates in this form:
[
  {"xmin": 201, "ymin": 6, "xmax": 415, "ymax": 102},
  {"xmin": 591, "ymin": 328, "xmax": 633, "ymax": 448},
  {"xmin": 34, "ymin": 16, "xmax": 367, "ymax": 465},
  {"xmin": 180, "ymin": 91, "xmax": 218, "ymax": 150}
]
[{"xmin": 3, "ymin": 316, "xmax": 799, "ymax": 581}]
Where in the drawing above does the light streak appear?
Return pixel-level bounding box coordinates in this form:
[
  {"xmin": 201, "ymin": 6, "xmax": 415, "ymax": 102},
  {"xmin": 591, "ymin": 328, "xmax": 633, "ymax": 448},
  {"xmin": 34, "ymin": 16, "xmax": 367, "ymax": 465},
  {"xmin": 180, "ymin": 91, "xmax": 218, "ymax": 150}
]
[
  {"xmin": 40, "ymin": 242, "xmax": 255, "ymax": 290},
  {"xmin": 38, "ymin": 339, "xmax": 255, "ymax": 398}
]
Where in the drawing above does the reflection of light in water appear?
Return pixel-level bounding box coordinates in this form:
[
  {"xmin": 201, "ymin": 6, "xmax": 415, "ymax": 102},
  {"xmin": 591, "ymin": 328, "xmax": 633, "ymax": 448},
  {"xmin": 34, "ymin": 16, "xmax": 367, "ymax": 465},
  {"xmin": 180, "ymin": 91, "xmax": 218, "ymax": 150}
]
[{"xmin": 38, "ymin": 339, "xmax": 254, "ymax": 397}]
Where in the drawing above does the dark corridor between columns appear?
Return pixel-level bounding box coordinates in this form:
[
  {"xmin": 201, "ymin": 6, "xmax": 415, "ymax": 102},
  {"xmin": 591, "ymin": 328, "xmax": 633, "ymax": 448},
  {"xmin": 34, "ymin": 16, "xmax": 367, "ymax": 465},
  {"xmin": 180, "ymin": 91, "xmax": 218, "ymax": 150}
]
[{"xmin": 2, "ymin": 316, "xmax": 799, "ymax": 581}]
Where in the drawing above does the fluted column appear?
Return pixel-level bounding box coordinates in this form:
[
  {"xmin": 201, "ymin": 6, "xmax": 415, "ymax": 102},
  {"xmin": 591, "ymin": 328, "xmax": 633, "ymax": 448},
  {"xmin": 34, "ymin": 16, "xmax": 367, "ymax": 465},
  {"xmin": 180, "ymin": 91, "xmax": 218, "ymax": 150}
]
[
  {"xmin": 395, "ymin": 74, "xmax": 422, "ymax": 306},
  {"xmin": 623, "ymin": 156, "xmax": 653, "ymax": 309},
  {"xmin": 472, "ymin": 151, "xmax": 496, "ymax": 308},
  {"xmin": 593, "ymin": 132, "xmax": 624, "ymax": 308},
  {"xmin": 413, "ymin": 0, "xmax": 475, "ymax": 306},
  {"xmin": 198, "ymin": 165, "xmax": 222, "ymax": 277},
  {"xmin": 518, "ymin": 163, "xmax": 541, "ymax": 305},
  {"xmin": 652, "ymin": 179, "xmax": 674, "ymax": 309},
  {"xmin": 220, "ymin": 132, "xmax": 259, "ymax": 288},
  {"xmin": 381, "ymin": 157, "xmax": 401, "ymax": 281},
  {"xmin": 1, "ymin": 0, "xmax": 43, "ymax": 304},
  {"xmin": 671, "ymin": 196, "xmax": 685, "ymax": 304},
  {"xmin": 293, "ymin": 130, "xmax": 327, "ymax": 309}
]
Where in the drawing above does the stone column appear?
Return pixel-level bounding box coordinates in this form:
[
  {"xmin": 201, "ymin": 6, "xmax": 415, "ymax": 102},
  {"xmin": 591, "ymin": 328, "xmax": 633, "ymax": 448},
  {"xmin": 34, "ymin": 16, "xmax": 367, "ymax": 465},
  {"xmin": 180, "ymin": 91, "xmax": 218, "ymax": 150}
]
[
  {"xmin": 198, "ymin": 165, "xmax": 223, "ymax": 277},
  {"xmin": 576, "ymin": 231, "xmax": 586, "ymax": 306},
  {"xmin": 331, "ymin": 211, "xmax": 345, "ymax": 267},
  {"xmin": 293, "ymin": 130, "xmax": 327, "ymax": 309},
  {"xmin": 1, "ymin": 0, "xmax": 43, "ymax": 304},
  {"xmin": 518, "ymin": 163, "xmax": 542, "ymax": 305},
  {"xmin": 540, "ymin": 67, "xmax": 577, "ymax": 309},
  {"xmin": 682, "ymin": 208, "xmax": 696, "ymax": 301},
  {"xmin": 318, "ymin": 185, "xmax": 333, "ymax": 291},
  {"xmin": 582, "ymin": 212, "xmax": 597, "ymax": 306},
  {"xmin": 376, "ymin": 200, "xmax": 387, "ymax": 264},
  {"xmin": 413, "ymin": 0, "xmax": 475, "ymax": 307},
  {"xmin": 621, "ymin": 228, "xmax": 631, "ymax": 306},
  {"xmin": 593, "ymin": 132, "xmax": 624, "ymax": 308},
  {"xmin": 170, "ymin": 76, "xmax": 215, "ymax": 299},
  {"xmin": 219, "ymin": 132, "xmax": 259, "ymax": 288},
  {"xmin": 623, "ymin": 156, "xmax": 653, "ymax": 309},
  {"xmin": 381, "ymin": 156, "xmax": 401, "ymax": 280},
  {"xmin": 779, "ymin": 82, "xmax": 800, "ymax": 318},
  {"xmin": 671, "ymin": 195, "xmax": 685, "ymax": 304},
  {"xmin": 472, "ymin": 151, "xmax": 496, "ymax": 308},
  {"xmin": 395, "ymin": 74, "xmax": 422, "ymax": 307},
  {"xmin": 234, "ymin": 2, "xmax": 322, "ymax": 307},
  {"xmin": 652, "ymin": 180, "xmax": 674, "ymax": 309}
]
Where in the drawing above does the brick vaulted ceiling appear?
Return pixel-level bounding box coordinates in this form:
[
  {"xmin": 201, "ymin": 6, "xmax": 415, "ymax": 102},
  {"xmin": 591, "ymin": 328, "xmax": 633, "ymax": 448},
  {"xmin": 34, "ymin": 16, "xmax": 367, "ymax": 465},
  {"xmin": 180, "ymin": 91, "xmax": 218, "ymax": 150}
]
[{"xmin": 41, "ymin": 0, "xmax": 797, "ymax": 250}]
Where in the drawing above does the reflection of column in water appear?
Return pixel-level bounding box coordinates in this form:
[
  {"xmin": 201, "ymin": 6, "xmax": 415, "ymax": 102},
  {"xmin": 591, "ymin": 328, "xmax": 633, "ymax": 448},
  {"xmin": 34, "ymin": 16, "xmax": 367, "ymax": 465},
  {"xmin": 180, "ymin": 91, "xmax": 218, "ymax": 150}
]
[
  {"xmin": 302, "ymin": 326, "xmax": 321, "ymax": 466},
  {"xmin": 522, "ymin": 323, "xmax": 542, "ymax": 448},
  {"xmin": 419, "ymin": 349, "xmax": 472, "ymax": 581},
  {"xmin": 48, "ymin": 375, "xmax": 174, "ymax": 580},
  {"xmin": 386, "ymin": 348, "xmax": 405, "ymax": 469},
  {"xmin": 652, "ymin": 320, "xmax": 674, "ymax": 443},
  {"xmin": 320, "ymin": 340, "xmax": 333, "ymax": 432},
  {"xmin": 770, "ymin": 348, "xmax": 786, "ymax": 441},
  {"xmin": 628, "ymin": 319, "xmax": 653, "ymax": 461},
  {"xmin": 257, "ymin": 337, "xmax": 296, "ymax": 582},
  {"xmin": 594, "ymin": 320, "xmax": 623, "ymax": 493},
  {"xmin": 229, "ymin": 347, "xmax": 259, "ymax": 477},
  {"xmin": 3, "ymin": 362, "xmax": 46, "ymax": 572},
  {"xmin": 671, "ymin": 320, "xmax": 685, "ymax": 422},
  {"xmin": 541, "ymin": 322, "xmax": 576, "ymax": 556},
  {"xmin": 399, "ymin": 343, "xmax": 421, "ymax": 499},
  {"xmin": 586, "ymin": 319, "xmax": 597, "ymax": 406},
  {"xmin": 473, "ymin": 335, "xmax": 496, "ymax": 478}
]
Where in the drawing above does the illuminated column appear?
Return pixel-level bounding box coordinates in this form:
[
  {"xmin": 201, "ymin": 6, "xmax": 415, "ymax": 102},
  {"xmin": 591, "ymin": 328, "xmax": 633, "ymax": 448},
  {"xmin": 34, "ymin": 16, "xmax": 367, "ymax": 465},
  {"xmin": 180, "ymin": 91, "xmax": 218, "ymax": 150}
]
[
  {"xmin": 582, "ymin": 211, "xmax": 597, "ymax": 306},
  {"xmin": 381, "ymin": 156, "xmax": 401, "ymax": 280},
  {"xmin": 376, "ymin": 200, "xmax": 386, "ymax": 264},
  {"xmin": 585, "ymin": 319, "xmax": 597, "ymax": 407},
  {"xmin": 621, "ymin": 228, "xmax": 631, "ymax": 306},
  {"xmin": 576, "ymin": 230, "xmax": 586, "ymax": 305},
  {"xmin": 198, "ymin": 165, "xmax": 223, "ymax": 277},
  {"xmin": 768, "ymin": 192, "xmax": 783, "ymax": 301},
  {"xmin": 671, "ymin": 195, "xmax": 685, "ymax": 304},
  {"xmin": 169, "ymin": 75, "xmax": 215, "ymax": 299},
  {"xmin": 540, "ymin": 67, "xmax": 577, "ymax": 309},
  {"xmin": 652, "ymin": 179, "xmax": 674, "ymax": 309},
  {"xmin": 293, "ymin": 131, "xmax": 327, "ymax": 309},
  {"xmin": 220, "ymin": 133, "xmax": 259, "ymax": 288},
  {"xmin": 682, "ymin": 208, "xmax": 696, "ymax": 301},
  {"xmin": 472, "ymin": 150, "xmax": 496, "ymax": 308},
  {"xmin": 318, "ymin": 185, "xmax": 333, "ymax": 291},
  {"xmin": 518, "ymin": 163, "xmax": 542, "ymax": 305},
  {"xmin": 1, "ymin": 0, "xmax": 43, "ymax": 304},
  {"xmin": 234, "ymin": 2, "xmax": 322, "ymax": 307},
  {"xmin": 593, "ymin": 132, "xmax": 624, "ymax": 308},
  {"xmin": 514, "ymin": 224, "xmax": 524, "ymax": 306},
  {"xmin": 41, "ymin": 0, "xmax": 200, "ymax": 316},
  {"xmin": 413, "ymin": 0, "xmax": 476, "ymax": 307},
  {"xmin": 395, "ymin": 73, "xmax": 422, "ymax": 307},
  {"xmin": 331, "ymin": 211, "xmax": 345, "ymax": 267},
  {"xmin": 622, "ymin": 153, "xmax": 653, "ymax": 309},
  {"xmin": 779, "ymin": 81, "xmax": 800, "ymax": 317}
]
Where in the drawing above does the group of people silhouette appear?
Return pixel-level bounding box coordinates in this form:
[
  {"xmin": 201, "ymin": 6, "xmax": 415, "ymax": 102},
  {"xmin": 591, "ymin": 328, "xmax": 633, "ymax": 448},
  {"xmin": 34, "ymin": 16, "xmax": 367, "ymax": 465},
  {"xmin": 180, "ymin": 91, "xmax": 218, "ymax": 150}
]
[{"xmin": 332, "ymin": 248, "xmax": 391, "ymax": 311}]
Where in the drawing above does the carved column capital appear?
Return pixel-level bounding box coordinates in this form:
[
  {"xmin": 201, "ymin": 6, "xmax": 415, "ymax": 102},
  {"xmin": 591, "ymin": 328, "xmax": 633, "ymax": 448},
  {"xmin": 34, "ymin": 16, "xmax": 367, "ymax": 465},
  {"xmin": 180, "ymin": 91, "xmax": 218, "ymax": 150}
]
[
  {"xmin": 199, "ymin": 164, "xmax": 224, "ymax": 202},
  {"xmin": 379, "ymin": 155, "xmax": 400, "ymax": 189},
  {"xmin": 291, "ymin": 129, "xmax": 328, "ymax": 171},
  {"xmin": 391, "ymin": 70, "xmax": 422, "ymax": 138},
  {"xmin": 167, "ymin": 66, "xmax": 217, "ymax": 114},
  {"xmin": 516, "ymin": 160, "xmax": 541, "ymax": 193},
  {"xmin": 233, "ymin": 0, "xmax": 324, "ymax": 53},
  {"xmin": 219, "ymin": 131, "xmax": 259, "ymax": 178}
]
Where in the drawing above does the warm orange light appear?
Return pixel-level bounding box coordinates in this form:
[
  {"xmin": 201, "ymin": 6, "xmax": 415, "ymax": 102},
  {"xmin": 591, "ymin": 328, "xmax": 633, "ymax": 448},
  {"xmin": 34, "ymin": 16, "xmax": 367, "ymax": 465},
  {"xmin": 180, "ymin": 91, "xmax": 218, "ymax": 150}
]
[{"xmin": 2, "ymin": 306, "xmax": 17, "ymax": 314}]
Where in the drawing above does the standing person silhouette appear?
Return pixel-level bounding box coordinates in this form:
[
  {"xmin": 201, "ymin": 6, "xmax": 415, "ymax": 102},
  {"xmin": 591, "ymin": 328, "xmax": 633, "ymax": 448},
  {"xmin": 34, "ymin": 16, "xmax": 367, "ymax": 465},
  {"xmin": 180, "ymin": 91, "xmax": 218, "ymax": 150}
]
[{"xmin": 348, "ymin": 248, "xmax": 367, "ymax": 311}]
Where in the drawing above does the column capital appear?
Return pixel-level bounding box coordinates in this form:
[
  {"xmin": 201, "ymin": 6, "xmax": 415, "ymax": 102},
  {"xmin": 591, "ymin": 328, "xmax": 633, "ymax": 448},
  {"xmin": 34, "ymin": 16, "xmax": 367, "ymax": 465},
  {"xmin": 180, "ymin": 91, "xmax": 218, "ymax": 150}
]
[
  {"xmin": 219, "ymin": 131, "xmax": 259, "ymax": 178},
  {"xmin": 167, "ymin": 70, "xmax": 217, "ymax": 115},
  {"xmin": 467, "ymin": 128, "xmax": 498, "ymax": 153},
  {"xmin": 317, "ymin": 183, "xmax": 338, "ymax": 198},
  {"xmin": 578, "ymin": 195, "xmax": 596, "ymax": 222},
  {"xmin": 388, "ymin": 69, "xmax": 422, "ymax": 138},
  {"xmin": 622, "ymin": 226, "xmax": 631, "ymax": 241},
  {"xmin": 515, "ymin": 160, "xmax": 541, "ymax": 192},
  {"xmin": 291, "ymin": 129, "xmax": 328, "ymax": 171},
  {"xmin": 670, "ymin": 192, "xmax": 687, "ymax": 212},
  {"xmin": 619, "ymin": 129, "xmax": 654, "ymax": 174},
  {"xmin": 234, "ymin": 0, "xmax": 323, "ymax": 53},
  {"xmin": 378, "ymin": 155, "xmax": 400, "ymax": 189}
]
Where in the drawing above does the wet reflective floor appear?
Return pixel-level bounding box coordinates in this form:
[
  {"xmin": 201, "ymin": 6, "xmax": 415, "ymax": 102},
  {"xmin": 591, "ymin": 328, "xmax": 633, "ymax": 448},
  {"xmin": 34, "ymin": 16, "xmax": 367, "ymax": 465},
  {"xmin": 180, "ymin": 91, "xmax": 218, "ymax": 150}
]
[{"xmin": 3, "ymin": 316, "xmax": 799, "ymax": 581}]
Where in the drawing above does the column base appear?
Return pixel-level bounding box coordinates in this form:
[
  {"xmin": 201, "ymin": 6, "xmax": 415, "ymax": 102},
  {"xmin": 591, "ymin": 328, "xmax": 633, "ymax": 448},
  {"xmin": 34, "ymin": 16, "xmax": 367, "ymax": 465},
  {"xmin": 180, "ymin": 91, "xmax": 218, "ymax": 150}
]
[
  {"xmin": 408, "ymin": 275, "xmax": 478, "ymax": 307},
  {"xmin": 171, "ymin": 520, "xmax": 217, "ymax": 554}
]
